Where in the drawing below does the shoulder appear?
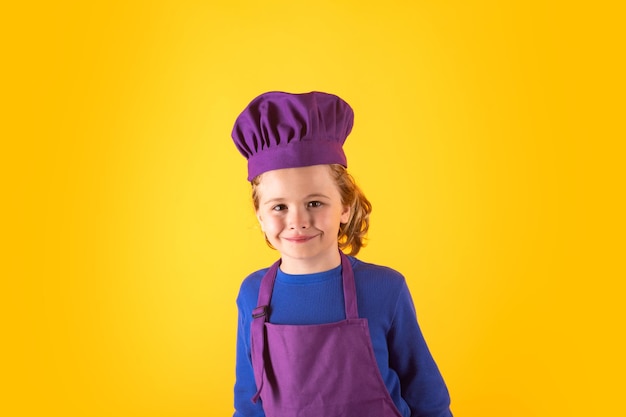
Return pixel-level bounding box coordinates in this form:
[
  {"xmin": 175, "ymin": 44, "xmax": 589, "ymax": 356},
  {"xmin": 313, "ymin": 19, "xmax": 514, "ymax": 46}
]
[
  {"xmin": 348, "ymin": 257, "xmax": 414, "ymax": 326},
  {"xmin": 239, "ymin": 267, "xmax": 268, "ymax": 291},
  {"xmin": 350, "ymin": 256, "xmax": 406, "ymax": 283},
  {"xmin": 348, "ymin": 256, "xmax": 408, "ymax": 296},
  {"xmin": 236, "ymin": 267, "xmax": 269, "ymax": 313}
]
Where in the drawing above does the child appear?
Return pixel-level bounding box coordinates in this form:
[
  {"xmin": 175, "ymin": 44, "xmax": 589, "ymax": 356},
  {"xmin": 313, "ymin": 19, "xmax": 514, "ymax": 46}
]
[{"xmin": 231, "ymin": 91, "xmax": 452, "ymax": 417}]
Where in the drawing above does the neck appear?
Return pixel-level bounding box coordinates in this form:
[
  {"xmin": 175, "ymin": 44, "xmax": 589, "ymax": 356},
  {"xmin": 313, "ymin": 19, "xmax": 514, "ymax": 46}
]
[{"xmin": 279, "ymin": 250, "xmax": 342, "ymax": 275}]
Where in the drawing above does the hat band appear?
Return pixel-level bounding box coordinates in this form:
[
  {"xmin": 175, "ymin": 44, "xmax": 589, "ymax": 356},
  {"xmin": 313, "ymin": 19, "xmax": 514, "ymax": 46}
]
[{"xmin": 247, "ymin": 140, "xmax": 347, "ymax": 181}]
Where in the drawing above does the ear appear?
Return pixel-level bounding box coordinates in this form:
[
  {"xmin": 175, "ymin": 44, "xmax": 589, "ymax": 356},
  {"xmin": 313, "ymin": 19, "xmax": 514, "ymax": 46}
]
[
  {"xmin": 256, "ymin": 212, "xmax": 265, "ymax": 232},
  {"xmin": 340, "ymin": 205, "xmax": 351, "ymax": 224}
]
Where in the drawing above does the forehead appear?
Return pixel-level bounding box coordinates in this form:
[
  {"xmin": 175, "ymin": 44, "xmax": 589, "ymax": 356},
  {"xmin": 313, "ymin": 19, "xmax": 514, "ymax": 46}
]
[{"xmin": 256, "ymin": 165, "xmax": 340, "ymax": 199}]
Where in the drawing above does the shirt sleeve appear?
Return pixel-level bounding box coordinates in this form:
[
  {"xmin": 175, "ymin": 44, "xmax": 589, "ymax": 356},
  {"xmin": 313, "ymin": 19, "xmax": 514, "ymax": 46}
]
[
  {"xmin": 387, "ymin": 281, "xmax": 453, "ymax": 417},
  {"xmin": 233, "ymin": 286, "xmax": 266, "ymax": 417}
]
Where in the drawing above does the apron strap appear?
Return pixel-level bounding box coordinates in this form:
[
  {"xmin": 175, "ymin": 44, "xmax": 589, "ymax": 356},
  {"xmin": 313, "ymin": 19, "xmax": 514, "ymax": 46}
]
[
  {"xmin": 250, "ymin": 251, "xmax": 358, "ymax": 402},
  {"xmin": 340, "ymin": 251, "xmax": 359, "ymax": 319},
  {"xmin": 250, "ymin": 259, "xmax": 280, "ymax": 403}
]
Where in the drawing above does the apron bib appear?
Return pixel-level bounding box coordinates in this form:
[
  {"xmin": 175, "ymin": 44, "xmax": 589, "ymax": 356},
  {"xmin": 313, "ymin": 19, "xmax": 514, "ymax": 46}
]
[{"xmin": 251, "ymin": 252, "xmax": 403, "ymax": 417}]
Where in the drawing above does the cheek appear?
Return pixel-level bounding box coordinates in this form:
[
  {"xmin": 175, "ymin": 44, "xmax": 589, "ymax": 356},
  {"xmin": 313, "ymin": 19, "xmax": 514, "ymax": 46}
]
[
  {"xmin": 318, "ymin": 212, "xmax": 343, "ymax": 230},
  {"xmin": 260, "ymin": 216, "xmax": 282, "ymax": 233}
]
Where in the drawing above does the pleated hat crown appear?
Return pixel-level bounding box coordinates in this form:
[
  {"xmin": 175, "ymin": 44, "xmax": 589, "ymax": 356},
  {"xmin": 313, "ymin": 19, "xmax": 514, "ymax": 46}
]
[{"xmin": 231, "ymin": 91, "xmax": 354, "ymax": 181}]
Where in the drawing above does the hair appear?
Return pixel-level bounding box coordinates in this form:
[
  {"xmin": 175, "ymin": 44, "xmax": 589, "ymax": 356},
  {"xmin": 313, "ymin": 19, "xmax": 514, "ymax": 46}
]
[{"xmin": 251, "ymin": 164, "xmax": 372, "ymax": 256}]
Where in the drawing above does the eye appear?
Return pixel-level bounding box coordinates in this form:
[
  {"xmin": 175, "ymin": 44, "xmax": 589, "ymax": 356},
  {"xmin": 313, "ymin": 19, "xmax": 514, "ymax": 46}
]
[
  {"xmin": 272, "ymin": 204, "xmax": 288, "ymax": 212},
  {"xmin": 307, "ymin": 201, "xmax": 323, "ymax": 208}
]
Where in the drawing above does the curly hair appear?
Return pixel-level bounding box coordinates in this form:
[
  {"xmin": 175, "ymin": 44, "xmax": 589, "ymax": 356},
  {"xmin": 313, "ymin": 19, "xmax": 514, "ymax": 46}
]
[{"xmin": 251, "ymin": 164, "xmax": 371, "ymax": 256}]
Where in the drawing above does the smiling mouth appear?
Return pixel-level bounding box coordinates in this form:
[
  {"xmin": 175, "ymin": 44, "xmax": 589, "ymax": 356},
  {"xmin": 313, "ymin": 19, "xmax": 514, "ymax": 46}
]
[{"xmin": 283, "ymin": 235, "xmax": 317, "ymax": 243}]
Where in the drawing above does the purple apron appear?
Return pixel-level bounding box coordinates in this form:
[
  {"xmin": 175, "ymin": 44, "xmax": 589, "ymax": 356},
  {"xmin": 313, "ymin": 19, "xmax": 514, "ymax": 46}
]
[{"xmin": 251, "ymin": 252, "xmax": 403, "ymax": 417}]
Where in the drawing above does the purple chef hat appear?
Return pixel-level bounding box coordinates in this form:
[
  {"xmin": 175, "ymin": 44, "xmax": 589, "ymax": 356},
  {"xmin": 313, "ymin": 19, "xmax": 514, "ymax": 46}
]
[{"xmin": 231, "ymin": 91, "xmax": 354, "ymax": 181}]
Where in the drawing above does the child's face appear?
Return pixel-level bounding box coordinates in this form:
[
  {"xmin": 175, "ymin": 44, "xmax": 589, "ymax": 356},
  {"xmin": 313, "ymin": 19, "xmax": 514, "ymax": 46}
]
[{"xmin": 255, "ymin": 165, "xmax": 351, "ymax": 274}]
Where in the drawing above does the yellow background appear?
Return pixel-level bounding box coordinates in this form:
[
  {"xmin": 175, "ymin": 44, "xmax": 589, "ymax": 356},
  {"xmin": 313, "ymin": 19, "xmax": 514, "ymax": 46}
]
[{"xmin": 2, "ymin": 1, "xmax": 624, "ymax": 416}]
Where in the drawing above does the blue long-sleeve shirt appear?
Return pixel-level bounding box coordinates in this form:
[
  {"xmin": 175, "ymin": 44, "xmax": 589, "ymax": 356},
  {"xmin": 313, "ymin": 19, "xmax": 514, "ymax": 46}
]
[{"xmin": 234, "ymin": 256, "xmax": 452, "ymax": 417}]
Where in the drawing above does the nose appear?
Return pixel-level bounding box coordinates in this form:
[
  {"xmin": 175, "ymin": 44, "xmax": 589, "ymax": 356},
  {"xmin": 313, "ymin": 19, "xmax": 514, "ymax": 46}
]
[{"xmin": 288, "ymin": 206, "xmax": 310, "ymax": 229}]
